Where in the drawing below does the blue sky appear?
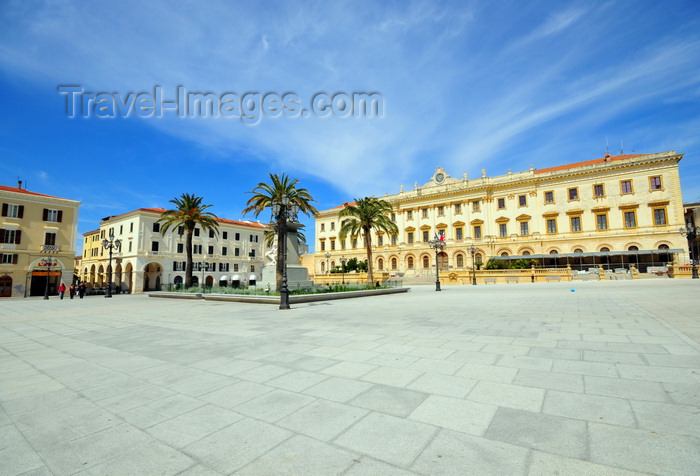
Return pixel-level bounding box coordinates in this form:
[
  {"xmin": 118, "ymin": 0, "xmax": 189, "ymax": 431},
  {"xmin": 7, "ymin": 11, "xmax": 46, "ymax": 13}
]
[{"xmin": 1, "ymin": 0, "xmax": 699, "ymax": 253}]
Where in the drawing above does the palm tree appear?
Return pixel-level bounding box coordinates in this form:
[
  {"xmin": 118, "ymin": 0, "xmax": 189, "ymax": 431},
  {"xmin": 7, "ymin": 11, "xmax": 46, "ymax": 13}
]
[
  {"xmin": 242, "ymin": 173, "xmax": 318, "ymax": 289},
  {"xmin": 338, "ymin": 197, "xmax": 398, "ymax": 286},
  {"xmin": 157, "ymin": 193, "xmax": 219, "ymax": 288}
]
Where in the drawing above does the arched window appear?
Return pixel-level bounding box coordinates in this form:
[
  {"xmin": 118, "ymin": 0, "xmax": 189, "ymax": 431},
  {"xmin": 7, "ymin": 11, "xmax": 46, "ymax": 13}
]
[
  {"xmin": 378, "ymin": 258, "xmax": 384, "ymax": 270},
  {"xmin": 456, "ymin": 254, "xmax": 464, "ymax": 267},
  {"xmin": 549, "ymin": 250, "xmax": 558, "ymax": 255},
  {"xmin": 320, "ymin": 262, "xmax": 325, "ymax": 273},
  {"xmin": 628, "ymin": 246, "xmax": 639, "ymax": 251},
  {"xmin": 522, "ymin": 251, "xmax": 531, "ymax": 256},
  {"xmin": 475, "ymin": 253, "xmax": 483, "ymax": 264},
  {"xmin": 574, "ymin": 248, "xmax": 583, "ymax": 253},
  {"xmin": 407, "ymin": 256, "xmax": 414, "ymax": 269},
  {"xmin": 600, "ymin": 247, "xmax": 610, "ymax": 252},
  {"xmin": 501, "ymin": 252, "xmax": 508, "ymax": 257},
  {"xmin": 422, "ymin": 256, "xmax": 429, "ymax": 268},
  {"xmin": 658, "ymin": 244, "xmax": 669, "ymax": 250},
  {"xmin": 391, "ymin": 258, "xmax": 397, "ymax": 269}
]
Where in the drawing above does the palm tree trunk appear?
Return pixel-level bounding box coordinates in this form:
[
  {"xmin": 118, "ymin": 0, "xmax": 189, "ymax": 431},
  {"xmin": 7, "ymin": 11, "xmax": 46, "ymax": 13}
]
[
  {"xmin": 275, "ymin": 217, "xmax": 285, "ymax": 290},
  {"xmin": 185, "ymin": 229, "xmax": 193, "ymax": 287},
  {"xmin": 364, "ymin": 228, "xmax": 374, "ymax": 286}
]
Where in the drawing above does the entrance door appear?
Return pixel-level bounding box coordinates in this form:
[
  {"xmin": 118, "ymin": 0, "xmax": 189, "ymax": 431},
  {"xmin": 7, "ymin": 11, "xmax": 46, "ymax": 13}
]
[
  {"xmin": 437, "ymin": 252, "xmax": 448, "ymax": 271},
  {"xmin": 0, "ymin": 276, "xmax": 12, "ymax": 297}
]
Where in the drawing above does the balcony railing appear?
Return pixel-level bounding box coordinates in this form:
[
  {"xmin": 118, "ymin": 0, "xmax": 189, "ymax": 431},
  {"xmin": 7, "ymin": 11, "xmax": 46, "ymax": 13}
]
[{"xmin": 41, "ymin": 245, "xmax": 59, "ymax": 253}]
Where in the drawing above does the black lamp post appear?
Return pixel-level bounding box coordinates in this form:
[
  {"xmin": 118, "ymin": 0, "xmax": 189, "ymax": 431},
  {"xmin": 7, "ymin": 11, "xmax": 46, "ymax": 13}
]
[
  {"xmin": 41, "ymin": 257, "xmax": 57, "ymax": 299},
  {"xmin": 467, "ymin": 244, "xmax": 478, "ymax": 285},
  {"xmin": 102, "ymin": 229, "xmax": 121, "ymax": 298},
  {"xmin": 679, "ymin": 222, "xmax": 700, "ymax": 279},
  {"xmin": 339, "ymin": 256, "xmax": 347, "ymax": 285},
  {"xmin": 272, "ymin": 194, "xmax": 300, "ymax": 310},
  {"xmin": 429, "ymin": 234, "xmax": 446, "ymax": 291}
]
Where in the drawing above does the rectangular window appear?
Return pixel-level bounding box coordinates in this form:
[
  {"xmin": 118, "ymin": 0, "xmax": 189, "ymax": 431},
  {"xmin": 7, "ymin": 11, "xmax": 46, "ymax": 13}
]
[
  {"xmin": 43, "ymin": 209, "xmax": 62, "ymax": 222},
  {"xmin": 594, "ymin": 184, "xmax": 605, "ymax": 198},
  {"xmin": 153, "ymin": 222, "xmax": 160, "ymax": 233},
  {"xmin": 208, "ymin": 245, "xmax": 214, "ymax": 255},
  {"xmin": 1, "ymin": 253, "xmax": 18, "ymax": 264},
  {"xmin": 456, "ymin": 227, "xmax": 463, "ymax": 240},
  {"xmin": 378, "ymin": 235, "xmax": 383, "ymax": 246},
  {"xmin": 330, "ymin": 222, "xmax": 335, "ymax": 230},
  {"xmin": 653, "ymin": 208, "xmax": 667, "ymax": 225},
  {"xmin": 391, "ymin": 234, "xmax": 397, "ymax": 246},
  {"xmin": 235, "ymin": 247, "xmax": 240, "ymax": 256},
  {"xmin": 624, "ymin": 211, "xmax": 636, "ymax": 228},
  {"xmin": 151, "ymin": 241, "xmax": 159, "ymax": 252},
  {"xmin": 520, "ymin": 222, "xmax": 529, "ymax": 236},
  {"xmin": 571, "ymin": 216, "xmax": 581, "ymax": 232},
  {"xmin": 128, "ymin": 241, "xmax": 133, "ymax": 252},
  {"xmin": 407, "ymin": 232, "xmax": 414, "ymax": 244},
  {"xmin": 235, "ymin": 232, "xmax": 240, "ymax": 240},
  {"xmin": 194, "ymin": 244, "xmax": 202, "ymax": 254},
  {"xmin": 518, "ymin": 195, "xmax": 527, "ymax": 207},
  {"xmin": 130, "ymin": 222, "xmax": 134, "ymax": 232},
  {"xmin": 421, "ymin": 209, "xmax": 428, "ymax": 219},
  {"xmin": 0, "ymin": 229, "xmax": 20, "ymax": 244},
  {"xmin": 621, "ymin": 180, "xmax": 633, "ymax": 194},
  {"xmin": 320, "ymin": 241, "xmax": 325, "ymax": 251},
  {"xmin": 650, "ymin": 176, "xmax": 662, "ymax": 190},
  {"xmin": 233, "ymin": 263, "xmax": 239, "ymax": 272},
  {"xmin": 472, "ymin": 201, "xmax": 481, "ymax": 212},
  {"xmin": 222, "ymin": 246, "xmax": 228, "ymax": 256},
  {"xmin": 222, "ymin": 231, "xmax": 228, "ymax": 239},
  {"xmin": 194, "ymin": 228, "xmax": 200, "ymax": 236},
  {"xmin": 497, "ymin": 198, "xmax": 505, "ymax": 209},
  {"xmin": 249, "ymin": 249, "xmax": 256, "ymax": 257},
  {"xmin": 454, "ymin": 203, "xmax": 461, "ymax": 214},
  {"xmin": 499, "ymin": 224, "xmax": 507, "ymax": 237},
  {"xmin": 44, "ymin": 232, "xmax": 57, "ymax": 246},
  {"xmin": 407, "ymin": 210, "xmax": 413, "ymax": 220},
  {"xmin": 330, "ymin": 240, "xmax": 336, "ymax": 250},
  {"xmin": 209, "ymin": 230, "xmax": 215, "ymax": 238},
  {"xmin": 547, "ymin": 219, "xmax": 557, "ymax": 234},
  {"xmin": 119, "ymin": 225, "xmax": 123, "ymax": 235},
  {"xmin": 596, "ymin": 214, "xmax": 608, "ymax": 230},
  {"xmin": 422, "ymin": 230, "xmax": 429, "ymax": 242},
  {"xmin": 321, "ymin": 223, "xmax": 325, "ymax": 231},
  {"xmin": 474, "ymin": 225, "xmax": 482, "ymax": 239},
  {"xmin": 568, "ymin": 188, "xmax": 579, "ymax": 200},
  {"xmin": 544, "ymin": 191, "xmax": 554, "ymax": 204},
  {"xmin": 391, "ymin": 213, "xmax": 396, "ymax": 221},
  {"xmin": 177, "ymin": 243, "xmax": 184, "ymax": 253},
  {"xmin": 2, "ymin": 204, "xmax": 23, "ymax": 218},
  {"xmin": 437, "ymin": 206, "xmax": 444, "ymax": 216}
]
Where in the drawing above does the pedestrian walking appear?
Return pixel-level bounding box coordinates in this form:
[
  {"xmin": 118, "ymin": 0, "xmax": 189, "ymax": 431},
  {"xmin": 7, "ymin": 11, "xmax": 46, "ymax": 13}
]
[
  {"xmin": 58, "ymin": 282, "xmax": 66, "ymax": 300},
  {"xmin": 69, "ymin": 284, "xmax": 75, "ymax": 299},
  {"xmin": 78, "ymin": 282, "xmax": 86, "ymax": 299}
]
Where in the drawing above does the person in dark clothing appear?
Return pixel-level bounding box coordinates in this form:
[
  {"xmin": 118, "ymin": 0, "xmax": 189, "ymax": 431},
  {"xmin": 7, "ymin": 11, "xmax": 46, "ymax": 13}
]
[{"xmin": 78, "ymin": 282, "xmax": 86, "ymax": 299}]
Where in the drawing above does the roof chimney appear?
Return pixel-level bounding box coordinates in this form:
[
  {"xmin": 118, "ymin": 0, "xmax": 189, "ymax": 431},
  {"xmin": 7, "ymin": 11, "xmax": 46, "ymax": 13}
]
[{"xmin": 17, "ymin": 179, "xmax": 22, "ymax": 189}]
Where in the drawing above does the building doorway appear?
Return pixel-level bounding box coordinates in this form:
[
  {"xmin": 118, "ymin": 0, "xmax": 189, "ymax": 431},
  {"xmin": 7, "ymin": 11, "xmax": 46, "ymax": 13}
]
[{"xmin": 0, "ymin": 276, "xmax": 12, "ymax": 297}]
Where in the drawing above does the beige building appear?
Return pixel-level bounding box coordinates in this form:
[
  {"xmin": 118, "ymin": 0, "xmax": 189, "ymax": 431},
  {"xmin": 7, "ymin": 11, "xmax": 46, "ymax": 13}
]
[
  {"xmin": 79, "ymin": 208, "xmax": 267, "ymax": 292},
  {"xmin": 314, "ymin": 151, "xmax": 687, "ymax": 280},
  {"xmin": 1, "ymin": 182, "xmax": 80, "ymax": 297}
]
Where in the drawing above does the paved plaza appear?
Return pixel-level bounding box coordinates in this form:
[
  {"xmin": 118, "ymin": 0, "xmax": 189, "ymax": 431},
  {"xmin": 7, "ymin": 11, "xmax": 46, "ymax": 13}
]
[{"xmin": 1, "ymin": 280, "xmax": 699, "ymax": 475}]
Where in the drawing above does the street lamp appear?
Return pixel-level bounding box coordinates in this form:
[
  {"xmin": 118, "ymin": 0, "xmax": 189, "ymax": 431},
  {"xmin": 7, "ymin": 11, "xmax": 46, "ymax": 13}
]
[
  {"xmin": 339, "ymin": 256, "xmax": 347, "ymax": 285},
  {"xmin": 271, "ymin": 194, "xmax": 300, "ymax": 310},
  {"xmin": 102, "ymin": 229, "xmax": 121, "ymax": 298},
  {"xmin": 467, "ymin": 244, "xmax": 478, "ymax": 285},
  {"xmin": 325, "ymin": 252, "xmax": 331, "ymax": 274},
  {"xmin": 679, "ymin": 222, "xmax": 700, "ymax": 279},
  {"xmin": 428, "ymin": 233, "xmax": 446, "ymax": 291},
  {"xmin": 41, "ymin": 257, "xmax": 57, "ymax": 299}
]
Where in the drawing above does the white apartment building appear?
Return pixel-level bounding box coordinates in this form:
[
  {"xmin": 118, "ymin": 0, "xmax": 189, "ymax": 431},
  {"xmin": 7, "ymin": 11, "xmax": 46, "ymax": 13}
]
[{"xmin": 80, "ymin": 208, "xmax": 266, "ymax": 292}]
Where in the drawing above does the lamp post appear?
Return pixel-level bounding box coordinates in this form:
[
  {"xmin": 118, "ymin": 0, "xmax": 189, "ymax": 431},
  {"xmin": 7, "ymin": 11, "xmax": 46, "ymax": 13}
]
[
  {"xmin": 271, "ymin": 194, "xmax": 300, "ymax": 310},
  {"xmin": 41, "ymin": 257, "xmax": 57, "ymax": 299},
  {"xmin": 325, "ymin": 252, "xmax": 331, "ymax": 274},
  {"xmin": 467, "ymin": 244, "xmax": 478, "ymax": 285},
  {"xmin": 339, "ymin": 256, "xmax": 347, "ymax": 285},
  {"xmin": 679, "ymin": 222, "xmax": 700, "ymax": 279},
  {"xmin": 102, "ymin": 229, "xmax": 121, "ymax": 298},
  {"xmin": 428, "ymin": 233, "xmax": 446, "ymax": 291}
]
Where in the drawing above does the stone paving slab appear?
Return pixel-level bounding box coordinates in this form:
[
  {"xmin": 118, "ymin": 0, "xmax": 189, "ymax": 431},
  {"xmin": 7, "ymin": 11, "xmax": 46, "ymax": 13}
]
[{"xmin": 1, "ymin": 280, "xmax": 699, "ymax": 475}]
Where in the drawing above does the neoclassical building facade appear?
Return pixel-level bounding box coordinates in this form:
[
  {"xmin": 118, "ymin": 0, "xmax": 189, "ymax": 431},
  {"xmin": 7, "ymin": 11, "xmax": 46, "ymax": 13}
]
[
  {"xmin": 0, "ymin": 182, "xmax": 80, "ymax": 297},
  {"xmin": 314, "ymin": 151, "xmax": 687, "ymax": 278},
  {"xmin": 79, "ymin": 208, "xmax": 266, "ymax": 292}
]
